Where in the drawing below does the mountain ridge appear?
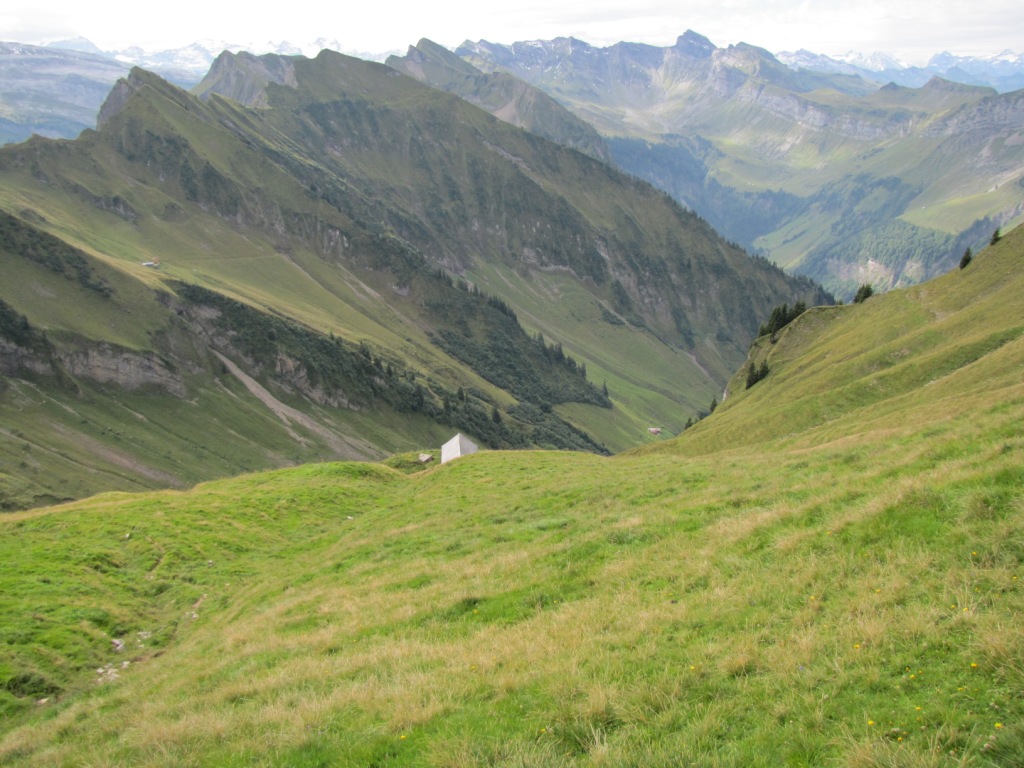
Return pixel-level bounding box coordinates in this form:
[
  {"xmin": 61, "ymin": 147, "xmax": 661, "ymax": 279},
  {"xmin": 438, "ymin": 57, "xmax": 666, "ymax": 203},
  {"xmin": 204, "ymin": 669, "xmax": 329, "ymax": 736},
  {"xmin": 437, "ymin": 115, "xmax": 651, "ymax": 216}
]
[
  {"xmin": 0, "ymin": 52, "xmax": 824, "ymax": 509},
  {"xmin": 5, "ymin": 37, "xmax": 1021, "ymax": 300}
]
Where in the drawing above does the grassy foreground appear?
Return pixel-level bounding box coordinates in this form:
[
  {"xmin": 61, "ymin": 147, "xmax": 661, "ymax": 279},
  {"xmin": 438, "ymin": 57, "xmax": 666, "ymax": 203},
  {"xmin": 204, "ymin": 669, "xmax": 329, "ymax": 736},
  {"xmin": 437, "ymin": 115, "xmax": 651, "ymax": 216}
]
[{"xmin": 0, "ymin": 233, "xmax": 1022, "ymax": 765}]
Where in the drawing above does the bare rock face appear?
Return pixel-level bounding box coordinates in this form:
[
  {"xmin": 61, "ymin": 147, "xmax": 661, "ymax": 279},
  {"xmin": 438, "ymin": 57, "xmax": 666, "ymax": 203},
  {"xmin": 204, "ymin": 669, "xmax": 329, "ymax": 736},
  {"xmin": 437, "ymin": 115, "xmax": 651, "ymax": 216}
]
[
  {"xmin": 96, "ymin": 74, "xmax": 141, "ymax": 128},
  {"xmin": 0, "ymin": 338, "xmax": 54, "ymax": 376},
  {"xmin": 57, "ymin": 345, "xmax": 186, "ymax": 397},
  {"xmin": 928, "ymin": 88, "xmax": 1024, "ymax": 136},
  {"xmin": 273, "ymin": 353, "xmax": 351, "ymax": 408}
]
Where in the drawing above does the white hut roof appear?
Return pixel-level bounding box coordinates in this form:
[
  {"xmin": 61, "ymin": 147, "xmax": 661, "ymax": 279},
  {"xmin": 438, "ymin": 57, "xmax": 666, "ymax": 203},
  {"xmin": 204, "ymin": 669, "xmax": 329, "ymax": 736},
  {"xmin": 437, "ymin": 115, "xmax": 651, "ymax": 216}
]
[{"xmin": 441, "ymin": 433, "xmax": 478, "ymax": 463}]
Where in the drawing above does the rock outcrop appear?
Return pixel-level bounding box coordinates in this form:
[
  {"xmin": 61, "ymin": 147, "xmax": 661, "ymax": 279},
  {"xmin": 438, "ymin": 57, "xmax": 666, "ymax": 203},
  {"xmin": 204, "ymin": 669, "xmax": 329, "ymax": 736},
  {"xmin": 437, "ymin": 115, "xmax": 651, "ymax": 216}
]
[{"xmin": 56, "ymin": 345, "xmax": 186, "ymax": 397}]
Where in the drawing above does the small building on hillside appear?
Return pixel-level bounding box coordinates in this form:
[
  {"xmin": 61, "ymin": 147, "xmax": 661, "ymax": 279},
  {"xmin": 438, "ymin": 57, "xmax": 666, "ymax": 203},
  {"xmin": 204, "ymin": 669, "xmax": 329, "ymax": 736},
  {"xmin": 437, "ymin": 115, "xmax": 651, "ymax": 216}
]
[{"xmin": 441, "ymin": 433, "xmax": 478, "ymax": 464}]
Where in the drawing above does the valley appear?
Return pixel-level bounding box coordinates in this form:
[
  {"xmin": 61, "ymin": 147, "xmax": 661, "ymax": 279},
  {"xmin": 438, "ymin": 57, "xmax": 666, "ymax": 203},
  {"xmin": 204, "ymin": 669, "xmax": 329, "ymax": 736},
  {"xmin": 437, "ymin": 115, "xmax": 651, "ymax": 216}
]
[
  {"xmin": 0, "ymin": 30, "xmax": 1021, "ymax": 764},
  {"xmin": 0, "ymin": 51, "xmax": 824, "ymax": 509},
  {"xmin": 449, "ymin": 33, "xmax": 1024, "ymax": 297}
]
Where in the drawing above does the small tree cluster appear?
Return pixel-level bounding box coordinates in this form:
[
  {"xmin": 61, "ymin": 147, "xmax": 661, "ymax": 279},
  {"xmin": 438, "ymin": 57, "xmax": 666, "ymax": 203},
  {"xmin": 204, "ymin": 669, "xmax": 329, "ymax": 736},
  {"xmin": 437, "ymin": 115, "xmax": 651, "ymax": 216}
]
[
  {"xmin": 758, "ymin": 302, "xmax": 806, "ymax": 337},
  {"xmin": 745, "ymin": 359, "xmax": 769, "ymax": 389},
  {"xmin": 853, "ymin": 283, "xmax": 874, "ymax": 304},
  {"xmin": 684, "ymin": 393, "xmax": 721, "ymax": 429},
  {"xmin": 533, "ymin": 332, "xmax": 585, "ymax": 375}
]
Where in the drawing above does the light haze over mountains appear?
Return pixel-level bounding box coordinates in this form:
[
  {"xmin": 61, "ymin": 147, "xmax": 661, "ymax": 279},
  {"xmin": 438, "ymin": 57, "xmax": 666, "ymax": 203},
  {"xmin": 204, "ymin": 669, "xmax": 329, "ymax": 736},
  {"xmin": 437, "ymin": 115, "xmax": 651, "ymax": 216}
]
[
  {"xmin": 3, "ymin": 30, "xmax": 1023, "ymax": 298},
  {"xmin": 42, "ymin": 34, "xmax": 1024, "ymax": 92}
]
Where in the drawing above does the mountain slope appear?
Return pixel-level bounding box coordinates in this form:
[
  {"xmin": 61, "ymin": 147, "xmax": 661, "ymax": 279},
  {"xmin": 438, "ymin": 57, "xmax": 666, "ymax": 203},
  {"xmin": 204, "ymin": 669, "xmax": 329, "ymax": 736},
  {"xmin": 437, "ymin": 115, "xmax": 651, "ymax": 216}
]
[
  {"xmin": 0, "ymin": 53, "xmax": 825, "ymax": 508},
  {"xmin": 654, "ymin": 223, "xmax": 1024, "ymax": 456},
  {"xmin": 458, "ymin": 33, "xmax": 1024, "ymax": 297},
  {"xmin": 1, "ymin": 211, "xmax": 1021, "ymax": 767}
]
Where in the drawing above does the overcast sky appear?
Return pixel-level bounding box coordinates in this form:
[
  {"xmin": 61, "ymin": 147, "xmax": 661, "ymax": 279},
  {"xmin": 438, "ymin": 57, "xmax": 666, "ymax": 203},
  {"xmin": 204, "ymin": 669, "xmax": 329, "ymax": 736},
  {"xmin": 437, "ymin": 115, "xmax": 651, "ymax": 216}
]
[{"xmin": 2, "ymin": 0, "xmax": 1020, "ymax": 64}]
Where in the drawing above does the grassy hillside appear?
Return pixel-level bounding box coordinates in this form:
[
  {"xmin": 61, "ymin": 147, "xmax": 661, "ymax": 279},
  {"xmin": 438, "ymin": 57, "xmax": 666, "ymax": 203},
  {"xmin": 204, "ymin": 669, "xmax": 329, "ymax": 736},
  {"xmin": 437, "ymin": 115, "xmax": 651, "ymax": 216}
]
[
  {"xmin": 0, "ymin": 207, "xmax": 602, "ymax": 511},
  {"xmin": 670, "ymin": 222, "xmax": 1024, "ymax": 457},
  {"xmin": 1, "ymin": 212, "xmax": 1021, "ymax": 765}
]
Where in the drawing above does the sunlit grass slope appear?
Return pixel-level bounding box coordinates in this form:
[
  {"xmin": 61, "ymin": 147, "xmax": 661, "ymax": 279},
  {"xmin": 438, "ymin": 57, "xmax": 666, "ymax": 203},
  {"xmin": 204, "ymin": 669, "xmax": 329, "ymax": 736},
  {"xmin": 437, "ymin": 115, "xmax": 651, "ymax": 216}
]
[
  {"xmin": 0, "ymin": 233, "xmax": 1022, "ymax": 765},
  {"xmin": 667, "ymin": 223, "xmax": 1024, "ymax": 458}
]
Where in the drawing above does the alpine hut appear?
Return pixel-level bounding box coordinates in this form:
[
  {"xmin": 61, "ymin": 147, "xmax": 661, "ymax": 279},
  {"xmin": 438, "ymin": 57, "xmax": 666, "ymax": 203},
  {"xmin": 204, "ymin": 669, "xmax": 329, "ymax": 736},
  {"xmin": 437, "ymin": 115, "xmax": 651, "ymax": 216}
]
[{"xmin": 441, "ymin": 433, "xmax": 478, "ymax": 464}]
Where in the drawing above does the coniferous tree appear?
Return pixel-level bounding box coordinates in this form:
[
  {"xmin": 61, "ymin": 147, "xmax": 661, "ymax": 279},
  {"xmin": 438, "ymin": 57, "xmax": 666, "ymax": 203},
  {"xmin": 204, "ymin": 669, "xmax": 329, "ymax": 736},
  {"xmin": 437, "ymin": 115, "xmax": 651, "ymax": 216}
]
[
  {"xmin": 991, "ymin": 228, "xmax": 1002, "ymax": 246},
  {"xmin": 745, "ymin": 359, "xmax": 771, "ymax": 389},
  {"xmin": 745, "ymin": 363, "xmax": 759, "ymax": 389},
  {"xmin": 853, "ymin": 283, "xmax": 874, "ymax": 304},
  {"xmin": 960, "ymin": 247, "xmax": 973, "ymax": 270},
  {"xmin": 758, "ymin": 301, "xmax": 808, "ymax": 337}
]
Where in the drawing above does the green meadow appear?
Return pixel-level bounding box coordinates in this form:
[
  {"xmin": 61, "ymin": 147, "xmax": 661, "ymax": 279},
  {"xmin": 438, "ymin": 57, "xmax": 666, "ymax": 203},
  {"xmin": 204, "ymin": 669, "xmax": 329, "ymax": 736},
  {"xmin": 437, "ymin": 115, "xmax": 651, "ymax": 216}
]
[{"xmin": 0, "ymin": 230, "xmax": 1022, "ymax": 765}]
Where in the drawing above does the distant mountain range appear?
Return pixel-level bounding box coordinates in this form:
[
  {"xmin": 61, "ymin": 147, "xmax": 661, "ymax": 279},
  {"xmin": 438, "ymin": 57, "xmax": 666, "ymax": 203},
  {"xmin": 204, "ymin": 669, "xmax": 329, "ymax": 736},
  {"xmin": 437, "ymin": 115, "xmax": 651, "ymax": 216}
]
[
  {"xmin": 454, "ymin": 32, "xmax": 1024, "ymax": 297},
  {"xmin": 42, "ymin": 35, "xmax": 1024, "ymax": 94},
  {"xmin": 0, "ymin": 42, "xmax": 130, "ymax": 144},
  {"xmin": 3, "ymin": 32, "xmax": 1022, "ymax": 298},
  {"xmin": 48, "ymin": 36, "xmax": 398, "ymax": 84},
  {"xmin": 776, "ymin": 48, "xmax": 1024, "ymax": 93}
]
